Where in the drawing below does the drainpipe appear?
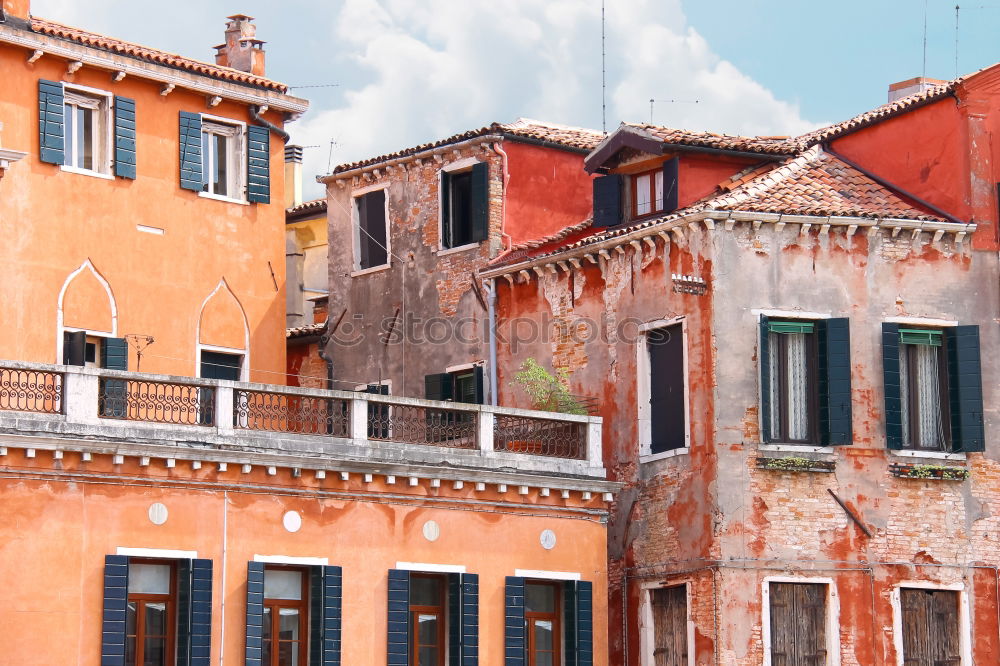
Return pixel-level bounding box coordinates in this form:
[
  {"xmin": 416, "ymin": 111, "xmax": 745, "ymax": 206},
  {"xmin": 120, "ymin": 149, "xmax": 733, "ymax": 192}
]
[
  {"xmin": 249, "ymin": 105, "xmax": 290, "ymax": 142},
  {"xmin": 487, "ymin": 279, "xmax": 498, "ymax": 406}
]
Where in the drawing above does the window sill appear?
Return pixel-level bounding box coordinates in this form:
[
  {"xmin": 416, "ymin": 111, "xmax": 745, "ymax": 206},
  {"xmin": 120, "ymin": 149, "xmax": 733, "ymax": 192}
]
[
  {"xmin": 436, "ymin": 242, "xmax": 481, "ymax": 257},
  {"xmin": 890, "ymin": 449, "xmax": 966, "ymax": 461},
  {"xmin": 759, "ymin": 443, "xmax": 834, "ymax": 454},
  {"xmin": 640, "ymin": 447, "xmax": 689, "ymax": 463},
  {"xmin": 351, "ymin": 263, "xmax": 391, "ymax": 278},
  {"xmin": 60, "ymin": 165, "xmax": 113, "ymax": 180},
  {"xmin": 198, "ymin": 191, "xmax": 248, "ymax": 206}
]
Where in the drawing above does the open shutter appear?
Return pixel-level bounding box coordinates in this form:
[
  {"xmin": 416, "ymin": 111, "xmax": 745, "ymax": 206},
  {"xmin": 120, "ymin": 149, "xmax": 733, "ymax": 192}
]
[
  {"xmin": 592, "ymin": 174, "xmax": 622, "ymax": 228},
  {"xmin": 38, "ymin": 79, "xmax": 65, "ymax": 164},
  {"xmin": 504, "ymin": 576, "xmax": 525, "ymax": 666},
  {"xmin": 102, "ymin": 337, "xmax": 129, "ymax": 418},
  {"xmin": 575, "ymin": 581, "xmax": 594, "ymax": 666},
  {"xmin": 179, "ymin": 112, "xmax": 203, "ymax": 191},
  {"xmin": 189, "ymin": 559, "xmax": 213, "ymax": 666},
  {"xmin": 759, "ymin": 316, "xmax": 771, "ymax": 443},
  {"xmin": 469, "ymin": 161, "xmax": 490, "ymax": 242},
  {"xmin": 102, "ymin": 337, "xmax": 128, "ymax": 371},
  {"xmin": 387, "ymin": 569, "xmax": 410, "ymax": 666},
  {"xmin": 425, "ymin": 373, "xmax": 454, "ymax": 401},
  {"xmin": 113, "ymin": 96, "xmax": 137, "ymax": 179},
  {"xmin": 440, "ymin": 171, "xmax": 452, "ymax": 248},
  {"xmin": 818, "ymin": 318, "xmax": 852, "ymax": 445},
  {"xmin": 473, "ymin": 366, "xmax": 485, "ymax": 405},
  {"xmin": 944, "ymin": 325, "xmax": 985, "ymax": 452},
  {"xmin": 177, "ymin": 559, "xmax": 192, "ymax": 666},
  {"xmin": 662, "ymin": 157, "xmax": 679, "ymax": 213},
  {"xmin": 882, "ymin": 323, "xmax": 903, "ymax": 449},
  {"xmin": 101, "ymin": 554, "xmax": 129, "ymax": 666},
  {"xmin": 310, "ymin": 567, "xmax": 324, "ymax": 666},
  {"xmin": 323, "ymin": 566, "xmax": 343, "ymax": 666},
  {"xmin": 461, "ymin": 574, "xmax": 479, "ymax": 665},
  {"xmin": 448, "ymin": 574, "xmax": 462, "ymax": 666},
  {"xmin": 563, "ymin": 583, "xmax": 578, "ymax": 666},
  {"xmin": 64, "ymin": 330, "xmax": 86, "ymax": 366},
  {"xmin": 245, "ymin": 561, "xmax": 265, "ymax": 666},
  {"xmin": 247, "ymin": 125, "xmax": 270, "ymax": 204}
]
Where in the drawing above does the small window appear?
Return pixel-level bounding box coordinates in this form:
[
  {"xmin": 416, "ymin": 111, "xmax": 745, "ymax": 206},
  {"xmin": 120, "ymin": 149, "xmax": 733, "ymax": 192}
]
[
  {"xmin": 355, "ymin": 189, "xmax": 389, "ymax": 270},
  {"xmin": 201, "ymin": 120, "xmax": 244, "ymax": 199},
  {"xmin": 440, "ymin": 162, "xmax": 488, "ymax": 249},
  {"xmin": 63, "ymin": 89, "xmax": 110, "ymax": 174},
  {"xmin": 898, "ymin": 329, "xmax": 950, "ymax": 451},
  {"xmin": 84, "ymin": 335, "xmax": 100, "ymax": 368},
  {"xmin": 768, "ymin": 582, "xmax": 827, "ymax": 664},
  {"xmin": 525, "ymin": 581, "xmax": 561, "ymax": 666},
  {"xmin": 424, "ymin": 368, "xmax": 484, "ymax": 404},
  {"xmin": 200, "ymin": 351, "xmax": 243, "ymax": 381},
  {"xmin": 647, "ymin": 325, "xmax": 686, "ymax": 453},
  {"xmin": 650, "ymin": 586, "xmax": 687, "ymax": 666},
  {"xmin": 633, "ymin": 169, "xmax": 664, "ymax": 217},
  {"xmin": 765, "ymin": 320, "xmax": 819, "ymax": 444},
  {"xmin": 410, "ymin": 574, "xmax": 446, "ymax": 666},
  {"xmin": 899, "ymin": 588, "xmax": 961, "ymax": 664},
  {"xmin": 126, "ymin": 561, "xmax": 176, "ymax": 666},
  {"xmin": 262, "ymin": 567, "xmax": 307, "ymax": 666}
]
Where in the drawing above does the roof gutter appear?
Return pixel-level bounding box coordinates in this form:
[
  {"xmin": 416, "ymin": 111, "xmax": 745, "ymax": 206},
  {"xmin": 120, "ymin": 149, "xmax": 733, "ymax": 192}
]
[
  {"xmin": 658, "ymin": 142, "xmax": 791, "ymax": 162},
  {"xmin": 500, "ymin": 133, "xmax": 593, "ymax": 155},
  {"xmin": 318, "ymin": 134, "xmax": 503, "ymax": 183},
  {"xmin": 250, "ymin": 105, "xmax": 290, "ymax": 143}
]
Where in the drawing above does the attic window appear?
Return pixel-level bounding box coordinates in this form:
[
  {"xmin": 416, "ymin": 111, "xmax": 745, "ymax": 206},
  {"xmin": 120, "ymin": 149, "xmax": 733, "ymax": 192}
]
[{"xmin": 633, "ymin": 169, "xmax": 664, "ymax": 216}]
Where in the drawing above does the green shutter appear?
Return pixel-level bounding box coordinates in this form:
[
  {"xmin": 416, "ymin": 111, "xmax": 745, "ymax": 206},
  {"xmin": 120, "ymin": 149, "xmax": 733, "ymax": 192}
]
[
  {"xmin": 322, "ymin": 566, "xmax": 343, "ymax": 666},
  {"xmin": 818, "ymin": 318, "xmax": 853, "ymax": 445},
  {"xmin": 179, "ymin": 112, "xmax": 203, "ymax": 191},
  {"xmin": 448, "ymin": 574, "xmax": 462, "ymax": 666},
  {"xmin": 387, "ymin": 569, "xmax": 410, "ymax": 666},
  {"xmin": 113, "ymin": 96, "xmax": 137, "ymax": 179},
  {"xmin": 245, "ymin": 562, "xmax": 265, "ymax": 665},
  {"xmin": 38, "ymin": 79, "xmax": 65, "ymax": 164},
  {"xmin": 576, "ymin": 581, "xmax": 594, "ymax": 666},
  {"xmin": 759, "ymin": 316, "xmax": 771, "ymax": 443},
  {"xmin": 503, "ymin": 576, "xmax": 525, "ymax": 666},
  {"xmin": 102, "ymin": 337, "xmax": 128, "ymax": 371},
  {"xmin": 899, "ymin": 328, "xmax": 942, "ymax": 346},
  {"xmin": 944, "ymin": 326, "xmax": 985, "ymax": 452},
  {"xmin": 882, "ymin": 323, "xmax": 904, "ymax": 449},
  {"xmin": 473, "ymin": 366, "xmax": 485, "ymax": 405},
  {"xmin": 469, "ymin": 162, "xmax": 489, "ymax": 242},
  {"xmin": 592, "ymin": 174, "xmax": 622, "ymax": 228},
  {"xmin": 425, "ymin": 373, "xmax": 454, "ymax": 401},
  {"xmin": 768, "ymin": 321, "xmax": 815, "ymax": 335},
  {"xmin": 189, "ymin": 559, "xmax": 213, "ymax": 666},
  {"xmin": 563, "ymin": 583, "xmax": 578, "ymax": 666},
  {"xmin": 247, "ymin": 125, "xmax": 270, "ymax": 204},
  {"xmin": 101, "ymin": 555, "xmax": 129, "ymax": 666},
  {"xmin": 63, "ymin": 330, "xmax": 86, "ymax": 366},
  {"xmin": 461, "ymin": 574, "xmax": 479, "ymax": 666},
  {"xmin": 177, "ymin": 559, "xmax": 192, "ymax": 666}
]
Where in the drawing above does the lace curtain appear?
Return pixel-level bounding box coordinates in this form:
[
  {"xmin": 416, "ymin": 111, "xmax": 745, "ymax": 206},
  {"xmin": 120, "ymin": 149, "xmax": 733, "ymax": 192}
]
[
  {"xmin": 900, "ymin": 344, "xmax": 946, "ymax": 448},
  {"xmin": 769, "ymin": 332, "xmax": 809, "ymax": 441}
]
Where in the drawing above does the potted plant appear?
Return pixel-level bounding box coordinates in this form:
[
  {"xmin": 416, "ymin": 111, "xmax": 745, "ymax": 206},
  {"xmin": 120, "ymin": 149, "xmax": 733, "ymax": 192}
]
[
  {"xmin": 890, "ymin": 463, "xmax": 969, "ymax": 481},
  {"xmin": 502, "ymin": 359, "xmax": 588, "ymax": 454},
  {"xmin": 756, "ymin": 456, "xmax": 836, "ymax": 473}
]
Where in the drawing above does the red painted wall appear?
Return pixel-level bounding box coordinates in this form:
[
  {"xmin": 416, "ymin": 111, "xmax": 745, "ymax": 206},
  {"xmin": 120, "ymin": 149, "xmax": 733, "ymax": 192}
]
[{"xmin": 675, "ymin": 153, "xmax": 759, "ymax": 209}]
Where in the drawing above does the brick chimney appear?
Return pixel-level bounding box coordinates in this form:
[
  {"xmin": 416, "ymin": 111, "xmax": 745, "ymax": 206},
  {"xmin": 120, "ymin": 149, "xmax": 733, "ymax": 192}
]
[
  {"xmin": 284, "ymin": 145, "xmax": 303, "ymax": 209},
  {"xmin": 887, "ymin": 76, "xmax": 947, "ymax": 103},
  {"xmin": 214, "ymin": 14, "xmax": 266, "ymax": 77},
  {"xmin": 1, "ymin": 0, "xmax": 31, "ymax": 19}
]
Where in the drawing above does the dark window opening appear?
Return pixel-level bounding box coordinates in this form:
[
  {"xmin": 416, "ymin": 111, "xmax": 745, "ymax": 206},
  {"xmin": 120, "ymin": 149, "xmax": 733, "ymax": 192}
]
[
  {"xmin": 648, "ymin": 325, "xmax": 686, "ymax": 453},
  {"xmin": 900, "ymin": 588, "xmax": 961, "ymax": 665},
  {"xmin": 410, "ymin": 574, "xmax": 446, "ymax": 666},
  {"xmin": 766, "ymin": 320, "xmax": 820, "ymax": 444},
  {"xmin": 262, "ymin": 567, "xmax": 307, "ymax": 666},
  {"xmin": 200, "ymin": 350, "xmax": 242, "ymax": 381},
  {"xmin": 651, "ymin": 586, "xmax": 687, "ymax": 666},
  {"xmin": 126, "ymin": 560, "xmax": 177, "ymax": 666},
  {"xmin": 363, "ymin": 382, "xmax": 390, "ymax": 438},
  {"xmin": 441, "ymin": 162, "xmax": 488, "ymax": 249},
  {"xmin": 898, "ymin": 329, "xmax": 951, "ymax": 451},
  {"xmin": 525, "ymin": 581, "xmax": 561, "ymax": 666},
  {"xmin": 357, "ymin": 189, "xmax": 388, "ymax": 270},
  {"xmin": 769, "ymin": 582, "xmax": 827, "ymax": 664}
]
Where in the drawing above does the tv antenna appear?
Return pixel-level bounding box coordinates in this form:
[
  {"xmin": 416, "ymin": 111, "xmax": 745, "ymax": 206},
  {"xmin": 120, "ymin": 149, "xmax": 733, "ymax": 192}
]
[
  {"xmin": 124, "ymin": 334, "xmax": 154, "ymax": 372},
  {"xmin": 649, "ymin": 98, "xmax": 700, "ymax": 125},
  {"xmin": 601, "ymin": 0, "xmax": 607, "ymax": 134}
]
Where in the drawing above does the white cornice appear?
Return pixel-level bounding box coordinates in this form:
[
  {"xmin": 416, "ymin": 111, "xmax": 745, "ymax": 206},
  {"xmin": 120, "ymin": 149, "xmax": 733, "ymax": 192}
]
[{"xmin": 0, "ymin": 147, "xmax": 27, "ymax": 169}]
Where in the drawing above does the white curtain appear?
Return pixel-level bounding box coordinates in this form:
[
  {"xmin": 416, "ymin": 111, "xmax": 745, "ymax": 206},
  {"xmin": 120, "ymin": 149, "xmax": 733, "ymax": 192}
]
[
  {"xmin": 900, "ymin": 344, "xmax": 946, "ymax": 448},
  {"xmin": 768, "ymin": 332, "xmax": 780, "ymax": 441},
  {"xmin": 785, "ymin": 333, "xmax": 809, "ymax": 440}
]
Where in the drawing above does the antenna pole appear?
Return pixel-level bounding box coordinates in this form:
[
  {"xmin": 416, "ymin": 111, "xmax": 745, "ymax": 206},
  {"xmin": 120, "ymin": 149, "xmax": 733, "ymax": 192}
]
[
  {"xmin": 922, "ymin": 0, "xmax": 928, "ymax": 78},
  {"xmin": 601, "ymin": 0, "xmax": 607, "ymax": 134},
  {"xmin": 649, "ymin": 99, "xmax": 654, "ymax": 124},
  {"xmin": 955, "ymin": 4, "xmax": 960, "ymax": 78}
]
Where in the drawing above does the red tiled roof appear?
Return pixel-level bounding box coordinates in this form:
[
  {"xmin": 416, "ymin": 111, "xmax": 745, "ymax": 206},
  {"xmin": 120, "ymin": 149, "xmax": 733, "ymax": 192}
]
[
  {"xmin": 328, "ymin": 119, "xmax": 604, "ymax": 175},
  {"xmin": 287, "ymin": 198, "xmax": 326, "ymax": 217},
  {"xmin": 622, "ymin": 122, "xmax": 801, "ymax": 155},
  {"xmin": 286, "ymin": 321, "xmax": 325, "ymax": 339},
  {"xmin": 30, "ymin": 17, "xmax": 290, "ymax": 93}
]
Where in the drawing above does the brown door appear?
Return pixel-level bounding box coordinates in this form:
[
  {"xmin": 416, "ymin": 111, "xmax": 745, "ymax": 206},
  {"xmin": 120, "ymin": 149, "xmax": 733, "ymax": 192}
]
[
  {"xmin": 769, "ymin": 583, "xmax": 827, "ymax": 666},
  {"xmin": 900, "ymin": 588, "xmax": 961, "ymax": 666},
  {"xmin": 651, "ymin": 586, "xmax": 688, "ymax": 666}
]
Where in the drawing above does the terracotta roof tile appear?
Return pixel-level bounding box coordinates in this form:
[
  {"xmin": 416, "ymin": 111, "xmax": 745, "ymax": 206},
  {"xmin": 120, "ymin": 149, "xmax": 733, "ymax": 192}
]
[
  {"xmin": 286, "ymin": 198, "xmax": 326, "ymax": 217},
  {"xmin": 30, "ymin": 17, "xmax": 289, "ymax": 92},
  {"xmin": 286, "ymin": 321, "xmax": 325, "ymax": 339},
  {"xmin": 623, "ymin": 122, "xmax": 801, "ymax": 155}
]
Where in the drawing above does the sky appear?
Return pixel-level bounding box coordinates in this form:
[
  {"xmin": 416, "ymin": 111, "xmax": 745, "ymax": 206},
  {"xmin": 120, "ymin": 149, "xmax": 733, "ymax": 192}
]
[{"xmin": 32, "ymin": 0, "xmax": 1000, "ymax": 199}]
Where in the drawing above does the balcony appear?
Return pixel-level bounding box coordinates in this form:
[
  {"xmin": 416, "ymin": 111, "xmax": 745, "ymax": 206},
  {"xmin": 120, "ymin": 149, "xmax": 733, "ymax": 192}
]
[{"xmin": 0, "ymin": 362, "xmax": 607, "ymax": 483}]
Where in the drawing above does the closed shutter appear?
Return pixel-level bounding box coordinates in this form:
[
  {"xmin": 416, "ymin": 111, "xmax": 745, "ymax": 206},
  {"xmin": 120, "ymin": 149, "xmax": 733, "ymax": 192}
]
[
  {"xmin": 189, "ymin": 559, "xmax": 213, "ymax": 666},
  {"xmin": 177, "ymin": 559, "xmax": 192, "ymax": 666},
  {"xmin": 504, "ymin": 576, "xmax": 525, "ymax": 666},
  {"xmin": 592, "ymin": 174, "xmax": 623, "ymax": 228},
  {"xmin": 944, "ymin": 325, "xmax": 985, "ymax": 452},
  {"xmin": 449, "ymin": 574, "xmax": 462, "ymax": 666},
  {"xmin": 322, "ymin": 566, "xmax": 343, "ymax": 666},
  {"xmin": 882, "ymin": 323, "xmax": 904, "ymax": 449},
  {"xmin": 38, "ymin": 79, "xmax": 65, "ymax": 164},
  {"xmin": 310, "ymin": 567, "xmax": 324, "ymax": 666},
  {"xmin": 64, "ymin": 330, "xmax": 86, "ymax": 366},
  {"xmin": 179, "ymin": 112, "xmax": 203, "ymax": 191},
  {"xmin": 818, "ymin": 318, "xmax": 853, "ymax": 445},
  {"xmin": 425, "ymin": 373, "xmax": 455, "ymax": 401},
  {"xmin": 113, "ymin": 96, "xmax": 137, "ymax": 179},
  {"xmin": 247, "ymin": 125, "xmax": 270, "ymax": 204},
  {"xmin": 101, "ymin": 337, "xmax": 128, "ymax": 418},
  {"xmin": 563, "ymin": 583, "xmax": 578, "ymax": 666},
  {"xmin": 461, "ymin": 574, "xmax": 479, "ymax": 665},
  {"xmin": 575, "ymin": 581, "xmax": 594, "ymax": 666},
  {"xmin": 102, "ymin": 337, "xmax": 128, "ymax": 370},
  {"xmin": 387, "ymin": 569, "xmax": 410, "ymax": 666},
  {"xmin": 245, "ymin": 561, "xmax": 265, "ymax": 666},
  {"xmin": 101, "ymin": 554, "xmax": 129, "ymax": 666},
  {"xmin": 358, "ymin": 190, "xmax": 388, "ymax": 269},
  {"xmin": 661, "ymin": 157, "xmax": 679, "ymax": 213},
  {"xmin": 759, "ymin": 316, "xmax": 772, "ymax": 443},
  {"xmin": 469, "ymin": 162, "xmax": 490, "ymax": 242}
]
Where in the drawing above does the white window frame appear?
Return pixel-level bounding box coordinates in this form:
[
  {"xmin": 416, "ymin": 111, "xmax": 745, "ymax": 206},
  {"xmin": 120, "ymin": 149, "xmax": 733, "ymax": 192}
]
[
  {"xmin": 198, "ymin": 114, "xmax": 246, "ymax": 204},
  {"xmin": 761, "ymin": 576, "xmax": 841, "ymax": 666},
  {"xmin": 437, "ymin": 157, "xmax": 484, "ymax": 254},
  {"xmin": 639, "ymin": 581, "xmax": 694, "ymax": 666},
  {"xmin": 351, "ymin": 182, "xmax": 391, "ymax": 275},
  {"xmin": 637, "ymin": 317, "xmax": 690, "ymax": 462},
  {"xmin": 61, "ymin": 84, "xmax": 113, "ymax": 179},
  {"xmin": 891, "ymin": 581, "xmax": 971, "ymax": 666},
  {"xmin": 196, "ymin": 343, "xmax": 247, "ymax": 382}
]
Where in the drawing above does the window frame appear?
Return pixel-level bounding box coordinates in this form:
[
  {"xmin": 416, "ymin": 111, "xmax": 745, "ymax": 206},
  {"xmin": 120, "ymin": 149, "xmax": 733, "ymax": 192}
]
[
  {"xmin": 524, "ymin": 580, "xmax": 562, "ymax": 666},
  {"xmin": 765, "ymin": 318, "xmax": 821, "ymax": 446},
  {"xmin": 897, "ymin": 327, "xmax": 952, "ymax": 452},
  {"xmin": 890, "ymin": 581, "xmax": 970, "ymax": 666},
  {"xmin": 351, "ymin": 183, "xmax": 391, "ymax": 275},
  {"xmin": 261, "ymin": 565, "xmax": 309, "ymax": 666},
  {"xmin": 437, "ymin": 157, "xmax": 484, "ymax": 253},
  {"xmin": 631, "ymin": 167, "xmax": 665, "ymax": 219},
  {"xmin": 761, "ymin": 576, "xmax": 841, "ymax": 666},
  {"xmin": 198, "ymin": 114, "xmax": 247, "ymax": 204},
  {"xmin": 125, "ymin": 558, "xmax": 177, "ymax": 666},
  {"xmin": 637, "ymin": 318, "xmax": 690, "ymax": 462},
  {"xmin": 196, "ymin": 344, "xmax": 248, "ymax": 382},
  {"xmin": 409, "ymin": 573, "xmax": 447, "ymax": 666},
  {"xmin": 61, "ymin": 84, "xmax": 113, "ymax": 178},
  {"xmin": 640, "ymin": 582, "xmax": 693, "ymax": 666}
]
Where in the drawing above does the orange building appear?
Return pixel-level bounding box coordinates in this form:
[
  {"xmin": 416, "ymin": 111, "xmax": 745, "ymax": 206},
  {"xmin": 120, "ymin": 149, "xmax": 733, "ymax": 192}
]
[{"xmin": 0, "ymin": 0, "xmax": 307, "ymax": 383}]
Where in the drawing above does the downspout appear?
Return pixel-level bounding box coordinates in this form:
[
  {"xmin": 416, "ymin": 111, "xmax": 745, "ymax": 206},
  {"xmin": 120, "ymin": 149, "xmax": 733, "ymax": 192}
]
[
  {"xmin": 493, "ymin": 142, "xmax": 513, "ymax": 253},
  {"xmin": 487, "ymin": 279, "xmax": 499, "ymax": 406},
  {"xmin": 250, "ymin": 105, "xmax": 291, "ymax": 142}
]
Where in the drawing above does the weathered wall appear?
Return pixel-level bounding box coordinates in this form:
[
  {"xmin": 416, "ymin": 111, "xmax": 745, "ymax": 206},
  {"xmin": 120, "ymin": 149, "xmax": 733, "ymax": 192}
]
[{"xmin": 286, "ymin": 211, "xmax": 328, "ymax": 327}]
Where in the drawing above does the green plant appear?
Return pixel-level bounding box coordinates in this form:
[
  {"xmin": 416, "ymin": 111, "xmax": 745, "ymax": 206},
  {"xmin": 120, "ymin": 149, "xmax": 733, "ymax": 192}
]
[
  {"xmin": 762, "ymin": 456, "xmax": 813, "ymax": 470},
  {"xmin": 904, "ymin": 465, "xmax": 969, "ymax": 480},
  {"xmin": 510, "ymin": 358, "xmax": 587, "ymax": 415}
]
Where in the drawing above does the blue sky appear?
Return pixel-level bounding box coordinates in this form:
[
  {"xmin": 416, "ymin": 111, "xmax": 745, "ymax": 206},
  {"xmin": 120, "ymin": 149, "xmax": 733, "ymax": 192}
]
[{"xmin": 32, "ymin": 1, "xmax": 1000, "ymax": 198}]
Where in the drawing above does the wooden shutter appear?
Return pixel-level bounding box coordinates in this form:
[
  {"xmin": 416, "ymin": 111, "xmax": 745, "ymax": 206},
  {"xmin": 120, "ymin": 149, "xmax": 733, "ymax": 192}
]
[
  {"xmin": 901, "ymin": 588, "xmax": 961, "ymax": 665},
  {"xmin": 441, "ymin": 171, "xmax": 452, "ymax": 248},
  {"xmin": 661, "ymin": 157, "xmax": 679, "ymax": 213},
  {"xmin": 113, "ymin": 96, "xmax": 137, "ymax": 179},
  {"xmin": 38, "ymin": 79, "xmax": 65, "ymax": 164},
  {"xmin": 651, "ymin": 586, "xmax": 688, "ymax": 666},
  {"xmin": 247, "ymin": 125, "xmax": 270, "ymax": 204},
  {"xmin": 818, "ymin": 318, "xmax": 853, "ymax": 445},
  {"xmin": 563, "ymin": 583, "xmax": 578, "ymax": 666},
  {"xmin": 882, "ymin": 323, "xmax": 904, "ymax": 449},
  {"xmin": 425, "ymin": 373, "xmax": 455, "ymax": 401},
  {"xmin": 504, "ymin": 576, "xmax": 526, "ymax": 666},
  {"xmin": 469, "ymin": 162, "xmax": 490, "ymax": 243},
  {"xmin": 576, "ymin": 581, "xmax": 594, "ymax": 666},
  {"xmin": 461, "ymin": 573, "xmax": 479, "ymax": 665},
  {"xmin": 309, "ymin": 565, "xmax": 343, "ymax": 666},
  {"xmin": 189, "ymin": 559, "xmax": 213, "ymax": 666},
  {"xmin": 759, "ymin": 316, "xmax": 772, "ymax": 443},
  {"xmin": 358, "ymin": 190, "xmax": 388, "ymax": 269},
  {"xmin": 63, "ymin": 330, "xmax": 86, "ymax": 366},
  {"xmin": 245, "ymin": 561, "xmax": 265, "ymax": 665},
  {"xmin": 649, "ymin": 325, "xmax": 686, "ymax": 453},
  {"xmin": 592, "ymin": 174, "xmax": 623, "ymax": 228},
  {"xmin": 101, "ymin": 337, "xmax": 128, "ymax": 371},
  {"xmin": 309, "ymin": 566, "xmax": 324, "ymax": 666},
  {"xmin": 944, "ymin": 326, "xmax": 985, "ymax": 452},
  {"xmin": 101, "ymin": 554, "xmax": 129, "ymax": 666},
  {"xmin": 177, "ymin": 559, "xmax": 192, "ymax": 666},
  {"xmin": 387, "ymin": 569, "xmax": 410, "ymax": 666},
  {"xmin": 769, "ymin": 583, "xmax": 827, "ymax": 664},
  {"xmin": 179, "ymin": 112, "xmax": 203, "ymax": 191},
  {"xmin": 449, "ymin": 574, "xmax": 462, "ymax": 666},
  {"xmin": 473, "ymin": 366, "xmax": 485, "ymax": 405}
]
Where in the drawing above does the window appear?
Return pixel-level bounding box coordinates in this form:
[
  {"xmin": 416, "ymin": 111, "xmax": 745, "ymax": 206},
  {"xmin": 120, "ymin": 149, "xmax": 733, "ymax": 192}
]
[
  {"xmin": 644, "ymin": 324, "xmax": 686, "ymax": 454},
  {"xmin": 898, "ymin": 329, "xmax": 950, "ymax": 450},
  {"xmin": 362, "ymin": 382, "xmax": 390, "ymax": 438},
  {"xmin": 899, "ymin": 588, "xmax": 961, "ymax": 665},
  {"xmin": 386, "ymin": 569, "xmax": 478, "ymax": 666},
  {"xmin": 355, "ymin": 188, "xmax": 389, "ymax": 270},
  {"xmin": 424, "ymin": 367, "xmax": 484, "ymax": 404},
  {"xmin": 440, "ymin": 162, "xmax": 488, "ymax": 249},
  {"xmin": 201, "ymin": 120, "xmax": 243, "ymax": 199},
  {"xmin": 126, "ymin": 561, "xmax": 176, "ymax": 666},
  {"xmin": 410, "ymin": 575, "xmax": 446, "ymax": 666},
  {"xmin": 649, "ymin": 586, "xmax": 687, "ymax": 666},
  {"xmin": 760, "ymin": 316, "xmax": 853, "ymax": 446},
  {"xmin": 200, "ymin": 350, "xmax": 243, "ymax": 381},
  {"xmin": 526, "ymin": 582, "xmax": 561, "ymax": 666},
  {"xmin": 63, "ymin": 90, "xmax": 109, "ymax": 172},
  {"xmin": 768, "ymin": 582, "xmax": 827, "ymax": 665},
  {"xmin": 262, "ymin": 568, "xmax": 307, "ymax": 666},
  {"xmin": 504, "ymin": 577, "xmax": 592, "ymax": 666},
  {"xmin": 632, "ymin": 169, "xmax": 664, "ymax": 217}
]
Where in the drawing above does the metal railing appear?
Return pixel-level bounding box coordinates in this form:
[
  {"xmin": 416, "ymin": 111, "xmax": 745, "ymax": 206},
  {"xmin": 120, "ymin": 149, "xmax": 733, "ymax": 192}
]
[
  {"xmin": 0, "ymin": 367, "xmax": 62, "ymax": 414},
  {"xmin": 493, "ymin": 414, "xmax": 587, "ymax": 459},
  {"xmin": 234, "ymin": 389, "xmax": 350, "ymax": 436},
  {"xmin": 367, "ymin": 402, "xmax": 478, "ymax": 449},
  {"xmin": 98, "ymin": 378, "xmax": 214, "ymax": 426}
]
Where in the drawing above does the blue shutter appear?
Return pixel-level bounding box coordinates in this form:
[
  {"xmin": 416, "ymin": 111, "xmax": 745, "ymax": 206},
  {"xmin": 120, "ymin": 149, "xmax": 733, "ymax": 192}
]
[
  {"xmin": 945, "ymin": 326, "xmax": 985, "ymax": 452},
  {"xmin": 101, "ymin": 337, "xmax": 128, "ymax": 371},
  {"xmin": 504, "ymin": 576, "xmax": 525, "ymax": 666},
  {"xmin": 179, "ymin": 112, "xmax": 203, "ymax": 191},
  {"xmin": 461, "ymin": 574, "xmax": 479, "ymax": 666},
  {"xmin": 882, "ymin": 323, "xmax": 903, "ymax": 449},
  {"xmin": 176, "ymin": 559, "xmax": 192, "ymax": 666},
  {"xmin": 101, "ymin": 555, "xmax": 129, "ymax": 666},
  {"xmin": 38, "ymin": 79, "xmax": 65, "ymax": 164},
  {"xmin": 387, "ymin": 569, "xmax": 410, "ymax": 666},
  {"xmin": 323, "ymin": 566, "xmax": 343, "ymax": 666},
  {"xmin": 189, "ymin": 559, "xmax": 213, "ymax": 666},
  {"xmin": 818, "ymin": 318, "xmax": 853, "ymax": 445},
  {"xmin": 661, "ymin": 157, "xmax": 679, "ymax": 213},
  {"xmin": 759, "ymin": 316, "xmax": 771, "ymax": 443},
  {"xmin": 245, "ymin": 562, "xmax": 265, "ymax": 666},
  {"xmin": 469, "ymin": 161, "xmax": 489, "ymax": 242},
  {"xmin": 310, "ymin": 567, "xmax": 324, "ymax": 666},
  {"xmin": 113, "ymin": 96, "xmax": 136, "ymax": 179},
  {"xmin": 575, "ymin": 581, "xmax": 594, "ymax": 666},
  {"xmin": 592, "ymin": 174, "xmax": 622, "ymax": 228},
  {"xmin": 563, "ymin": 583, "xmax": 578, "ymax": 666},
  {"xmin": 448, "ymin": 574, "xmax": 462, "ymax": 666},
  {"xmin": 247, "ymin": 125, "xmax": 270, "ymax": 204}
]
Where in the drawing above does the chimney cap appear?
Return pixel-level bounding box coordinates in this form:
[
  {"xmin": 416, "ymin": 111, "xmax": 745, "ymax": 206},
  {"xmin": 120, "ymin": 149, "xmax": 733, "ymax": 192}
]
[{"xmin": 227, "ymin": 13, "xmax": 255, "ymax": 21}]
